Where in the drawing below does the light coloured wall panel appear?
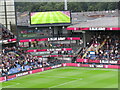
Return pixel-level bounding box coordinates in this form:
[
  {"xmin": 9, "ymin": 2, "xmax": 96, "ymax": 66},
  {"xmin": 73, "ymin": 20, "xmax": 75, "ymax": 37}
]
[
  {"xmin": 0, "ymin": 5, "xmax": 5, "ymax": 12},
  {"xmin": 0, "ymin": 13, "xmax": 5, "ymax": 16},
  {"xmin": 0, "ymin": 1, "xmax": 4, "ymax": 6},
  {"xmin": 7, "ymin": 19, "xmax": 15, "ymax": 24},
  {"xmin": 7, "ymin": 24, "xmax": 11, "ymax": 30},
  {"xmin": 7, "ymin": 15, "xmax": 15, "ymax": 18},
  {"xmin": 6, "ymin": 6, "xmax": 15, "ymax": 11},
  {"xmin": 6, "ymin": 1, "xmax": 14, "ymax": 6},
  {"xmin": 0, "ymin": 15, "xmax": 5, "ymax": 18},
  {"xmin": 0, "ymin": 19, "xmax": 6, "ymax": 25},
  {"xmin": 7, "ymin": 13, "xmax": 15, "ymax": 17}
]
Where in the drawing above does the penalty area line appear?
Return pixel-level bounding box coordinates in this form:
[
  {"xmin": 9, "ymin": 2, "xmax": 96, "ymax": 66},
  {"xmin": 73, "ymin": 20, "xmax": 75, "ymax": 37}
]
[{"xmin": 49, "ymin": 78, "xmax": 83, "ymax": 88}]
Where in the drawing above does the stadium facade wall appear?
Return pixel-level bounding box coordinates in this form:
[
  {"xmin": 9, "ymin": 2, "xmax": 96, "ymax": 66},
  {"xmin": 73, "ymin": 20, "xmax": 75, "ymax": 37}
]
[{"xmin": 0, "ymin": 0, "xmax": 15, "ymax": 30}]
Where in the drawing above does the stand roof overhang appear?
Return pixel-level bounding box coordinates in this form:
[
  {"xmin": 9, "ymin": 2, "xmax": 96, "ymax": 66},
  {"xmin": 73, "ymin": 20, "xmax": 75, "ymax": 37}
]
[{"xmin": 67, "ymin": 17, "xmax": 120, "ymax": 30}]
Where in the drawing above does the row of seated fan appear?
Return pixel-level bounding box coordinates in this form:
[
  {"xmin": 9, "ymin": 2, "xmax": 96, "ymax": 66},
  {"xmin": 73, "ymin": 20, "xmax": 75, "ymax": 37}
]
[
  {"xmin": 0, "ymin": 24, "xmax": 16, "ymax": 40},
  {"xmin": 0, "ymin": 24, "xmax": 48, "ymax": 76},
  {"xmin": 77, "ymin": 32, "xmax": 120, "ymax": 61}
]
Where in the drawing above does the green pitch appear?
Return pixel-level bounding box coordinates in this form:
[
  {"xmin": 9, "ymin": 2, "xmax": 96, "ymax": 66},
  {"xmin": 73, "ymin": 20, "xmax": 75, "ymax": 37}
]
[
  {"xmin": 2, "ymin": 67, "xmax": 118, "ymax": 88},
  {"xmin": 31, "ymin": 11, "xmax": 70, "ymax": 24}
]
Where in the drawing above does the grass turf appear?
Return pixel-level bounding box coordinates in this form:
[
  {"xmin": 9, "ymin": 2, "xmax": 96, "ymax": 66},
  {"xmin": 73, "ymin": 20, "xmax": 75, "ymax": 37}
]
[
  {"xmin": 2, "ymin": 67, "xmax": 118, "ymax": 88},
  {"xmin": 31, "ymin": 11, "xmax": 70, "ymax": 24}
]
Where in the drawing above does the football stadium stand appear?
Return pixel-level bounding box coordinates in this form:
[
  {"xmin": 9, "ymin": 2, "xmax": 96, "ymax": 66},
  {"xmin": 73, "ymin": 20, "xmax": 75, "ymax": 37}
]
[
  {"xmin": 77, "ymin": 31, "xmax": 120, "ymax": 62},
  {"xmin": 1, "ymin": 10, "xmax": 120, "ymax": 79}
]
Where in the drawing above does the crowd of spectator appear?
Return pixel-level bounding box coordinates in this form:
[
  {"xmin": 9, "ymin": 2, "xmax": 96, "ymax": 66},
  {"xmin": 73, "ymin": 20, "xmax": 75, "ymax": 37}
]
[
  {"xmin": 97, "ymin": 34, "xmax": 119, "ymax": 61},
  {"xmin": 78, "ymin": 32, "xmax": 120, "ymax": 61},
  {"xmin": 1, "ymin": 46, "xmax": 52, "ymax": 76},
  {"xmin": 0, "ymin": 24, "xmax": 79, "ymax": 76},
  {"xmin": 1, "ymin": 22, "xmax": 119, "ymax": 77},
  {"xmin": 1, "ymin": 25, "xmax": 15, "ymax": 40}
]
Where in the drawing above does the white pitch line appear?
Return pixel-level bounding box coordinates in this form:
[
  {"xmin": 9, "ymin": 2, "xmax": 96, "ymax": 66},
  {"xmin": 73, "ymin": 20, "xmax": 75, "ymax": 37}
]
[
  {"xmin": 2, "ymin": 83, "xmax": 20, "ymax": 88},
  {"xmin": 49, "ymin": 78, "xmax": 83, "ymax": 88},
  {"xmin": 81, "ymin": 68, "xmax": 118, "ymax": 71},
  {"xmin": 46, "ymin": 76, "xmax": 79, "ymax": 79},
  {"xmin": 62, "ymin": 67, "xmax": 118, "ymax": 71}
]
